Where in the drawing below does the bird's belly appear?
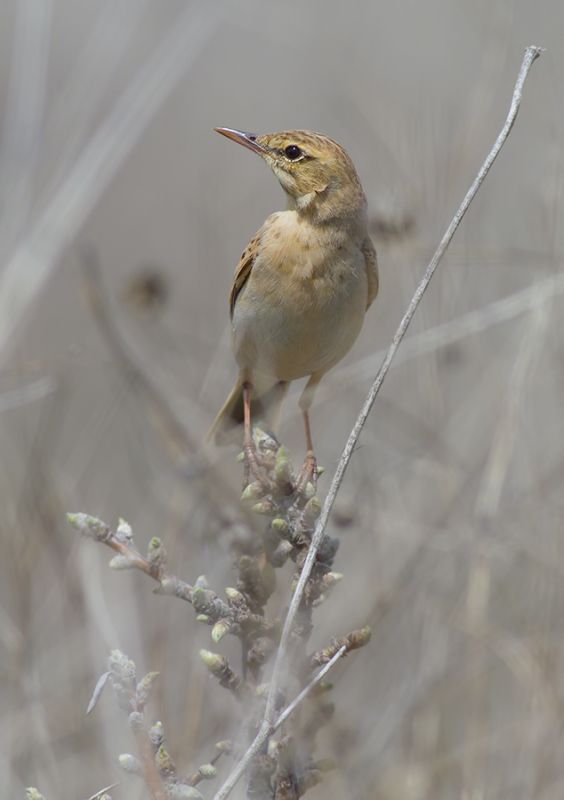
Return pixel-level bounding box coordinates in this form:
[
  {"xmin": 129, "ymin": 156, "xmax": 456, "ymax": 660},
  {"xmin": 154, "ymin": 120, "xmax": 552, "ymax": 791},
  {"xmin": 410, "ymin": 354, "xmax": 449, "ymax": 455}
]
[{"xmin": 232, "ymin": 267, "xmax": 367, "ymax": 381}]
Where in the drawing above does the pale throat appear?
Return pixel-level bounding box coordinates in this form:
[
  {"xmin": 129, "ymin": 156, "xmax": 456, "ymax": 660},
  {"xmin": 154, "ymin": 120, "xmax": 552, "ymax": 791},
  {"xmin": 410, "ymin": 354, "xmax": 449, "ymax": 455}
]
[{"xmin": 269, "ymin": 161, "xmax": 366, "ymax": 231}]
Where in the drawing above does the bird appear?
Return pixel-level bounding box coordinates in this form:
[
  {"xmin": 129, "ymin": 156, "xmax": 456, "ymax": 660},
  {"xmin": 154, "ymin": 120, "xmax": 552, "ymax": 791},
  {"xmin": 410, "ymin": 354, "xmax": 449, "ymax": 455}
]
[{"xmin": 207, "ymin": 127, "xmax": 378, "ymax": 486}]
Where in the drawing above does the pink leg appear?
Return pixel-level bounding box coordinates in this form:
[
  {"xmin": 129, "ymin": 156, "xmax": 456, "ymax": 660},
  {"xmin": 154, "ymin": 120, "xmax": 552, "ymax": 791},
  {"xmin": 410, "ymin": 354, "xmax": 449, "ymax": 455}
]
[{"xmin": 297, "ymin": 374, "xmax": 322, "ymax": 490}]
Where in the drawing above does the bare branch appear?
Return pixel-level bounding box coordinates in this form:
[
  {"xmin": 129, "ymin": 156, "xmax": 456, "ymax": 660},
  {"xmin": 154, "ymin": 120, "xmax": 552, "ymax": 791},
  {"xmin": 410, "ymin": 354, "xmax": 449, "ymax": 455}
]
[
  {"xmin": 273, "ymin": 645, "xmax": 346, "ymax": 731},
  {"xmin": 67, "ymin": 513, "xmax": 193, "ymax": 600},
  {"xmin": 84, "ymin": 785, "xmax": 119, "ymax": 800},
  {"xmin": 212, "ymin": 44, "xmax": 543, "ymax": 800}
]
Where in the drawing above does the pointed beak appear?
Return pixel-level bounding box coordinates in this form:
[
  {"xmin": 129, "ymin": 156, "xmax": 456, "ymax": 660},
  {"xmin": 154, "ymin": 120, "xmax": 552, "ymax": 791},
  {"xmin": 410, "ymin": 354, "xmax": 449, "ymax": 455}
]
[{"xmin": 214, "ymin": 127, "xmax": 268, "ymax": 156}]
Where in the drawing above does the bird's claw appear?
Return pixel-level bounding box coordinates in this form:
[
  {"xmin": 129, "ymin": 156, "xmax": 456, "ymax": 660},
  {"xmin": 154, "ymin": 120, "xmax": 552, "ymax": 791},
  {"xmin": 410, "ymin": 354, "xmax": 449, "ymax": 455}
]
[
  {"xmin": 243, "ymin": 439, "xmax": 274, "ymax": 491},
  {"xmin": 296, "ymin": 451, "xmax": 318, "ymax": 495}
]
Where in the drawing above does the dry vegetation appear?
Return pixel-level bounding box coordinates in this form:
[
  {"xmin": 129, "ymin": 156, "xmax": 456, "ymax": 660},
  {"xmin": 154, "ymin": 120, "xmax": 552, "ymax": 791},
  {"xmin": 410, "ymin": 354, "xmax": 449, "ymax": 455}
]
[{"xmin": 1, "ymin": 2, "xmax": 563, "ymax": 799}]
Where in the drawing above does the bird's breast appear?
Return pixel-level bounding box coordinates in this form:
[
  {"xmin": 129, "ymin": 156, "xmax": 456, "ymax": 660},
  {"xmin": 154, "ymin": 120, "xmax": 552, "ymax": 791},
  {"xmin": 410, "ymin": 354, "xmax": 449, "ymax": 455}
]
[{"xmin": 232, "ymin": 212, "xmax": 368, "ymax": 381}]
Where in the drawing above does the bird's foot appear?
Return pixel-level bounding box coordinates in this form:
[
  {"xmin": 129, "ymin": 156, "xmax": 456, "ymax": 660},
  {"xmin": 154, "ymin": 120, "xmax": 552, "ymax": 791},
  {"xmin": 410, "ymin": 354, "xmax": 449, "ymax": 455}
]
[
  {"xmin": 296, "ymin": 450, "xmax": 318, "ymax": 495},
  {"xmin": 242, "ymin": 427, "xmax": 279, "ymax": 491}
]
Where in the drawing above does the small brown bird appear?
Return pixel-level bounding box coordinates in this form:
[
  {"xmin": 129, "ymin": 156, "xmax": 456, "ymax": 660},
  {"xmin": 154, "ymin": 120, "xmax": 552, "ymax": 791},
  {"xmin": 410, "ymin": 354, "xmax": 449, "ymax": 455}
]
[{"xmin": 208, "ymin": 127, "xmax": 378, "ymax": 484}]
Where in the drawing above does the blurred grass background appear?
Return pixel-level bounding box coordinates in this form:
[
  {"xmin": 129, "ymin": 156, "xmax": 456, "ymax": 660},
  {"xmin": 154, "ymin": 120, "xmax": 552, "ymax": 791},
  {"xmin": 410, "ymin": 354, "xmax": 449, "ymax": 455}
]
[{"xmin": 1, "ymin": 1, "xmax": 563, "ymax": 797}]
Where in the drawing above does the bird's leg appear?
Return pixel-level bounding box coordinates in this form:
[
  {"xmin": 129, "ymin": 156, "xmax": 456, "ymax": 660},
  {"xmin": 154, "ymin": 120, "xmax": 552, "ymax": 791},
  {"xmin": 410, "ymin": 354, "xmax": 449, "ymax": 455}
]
[
  {"xmin": 242, "ymin": 380, "xmax": 255, "ymax": 485},
  {"xmin": 296, "ymin": 374, "xmax": 321, "ymax": 492},
  {"xmin": 300, "ymin": 408, "xmax": 317, "ymax": 485},
  {"xmin": 242, "ymin": 378, "xmax": 268, "ymax": 488}
]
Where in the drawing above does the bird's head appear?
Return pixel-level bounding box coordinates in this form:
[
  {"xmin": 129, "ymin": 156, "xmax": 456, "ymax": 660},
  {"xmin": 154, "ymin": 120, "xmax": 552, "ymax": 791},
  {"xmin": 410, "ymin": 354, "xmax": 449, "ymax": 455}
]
[{"xmin": 215, "ymin": 127, "xmax": 366, "ymax": 221}]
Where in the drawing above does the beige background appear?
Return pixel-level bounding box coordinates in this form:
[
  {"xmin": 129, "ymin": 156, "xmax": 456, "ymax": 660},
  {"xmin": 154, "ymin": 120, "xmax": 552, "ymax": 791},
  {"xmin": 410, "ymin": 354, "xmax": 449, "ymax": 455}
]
[{"xmin": 1, "ymin": 1, "xmax": 563, "ymax": 798}]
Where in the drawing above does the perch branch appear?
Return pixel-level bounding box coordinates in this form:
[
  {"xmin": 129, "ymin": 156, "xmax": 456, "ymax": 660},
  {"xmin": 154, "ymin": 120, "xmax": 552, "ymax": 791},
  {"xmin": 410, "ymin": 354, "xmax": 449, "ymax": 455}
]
[{"xmin": 212, "ymin": 44, "xmax": 543, "ymax": 800}]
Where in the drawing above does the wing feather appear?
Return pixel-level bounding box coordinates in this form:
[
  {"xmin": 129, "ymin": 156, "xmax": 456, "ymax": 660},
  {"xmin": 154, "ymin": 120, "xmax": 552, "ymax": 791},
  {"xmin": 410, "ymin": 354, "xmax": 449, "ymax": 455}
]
[
  {"xmin": 361, "ymin": 235, "xmax": 379, "ymax": 310},
  {"xmin": 229, "ymin": 232, "xmax": 261, "ymax": 318}
]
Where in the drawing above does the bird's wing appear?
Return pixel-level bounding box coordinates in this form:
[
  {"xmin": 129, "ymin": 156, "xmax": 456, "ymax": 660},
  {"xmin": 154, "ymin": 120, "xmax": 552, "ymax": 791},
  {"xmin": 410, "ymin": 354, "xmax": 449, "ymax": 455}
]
[
  {"xmin": 362, "ymin": 235, "xmax": 379, "ymax": 310},
  {"xmin": 229, "ymin": 231, "xmax": 261, "ymax": 318}
]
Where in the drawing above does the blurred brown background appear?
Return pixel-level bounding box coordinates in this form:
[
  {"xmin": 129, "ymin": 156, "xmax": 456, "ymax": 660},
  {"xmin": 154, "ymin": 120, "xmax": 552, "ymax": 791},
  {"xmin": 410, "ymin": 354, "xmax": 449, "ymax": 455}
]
[{"xmin": 1, "ymin": 1, "xmax": 563, "ymax": 797}]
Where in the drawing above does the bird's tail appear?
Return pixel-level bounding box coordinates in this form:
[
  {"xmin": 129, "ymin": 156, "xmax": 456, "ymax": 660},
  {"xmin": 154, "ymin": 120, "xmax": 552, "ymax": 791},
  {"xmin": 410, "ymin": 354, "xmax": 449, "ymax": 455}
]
[{"xmin": 207, "ymin": 378, "xmax": 288, "ymax": 446}]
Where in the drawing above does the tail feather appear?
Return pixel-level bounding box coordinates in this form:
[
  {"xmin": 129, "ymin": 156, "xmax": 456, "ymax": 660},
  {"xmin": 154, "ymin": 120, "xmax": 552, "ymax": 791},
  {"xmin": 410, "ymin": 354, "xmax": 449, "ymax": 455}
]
[{"xmin": 207, "ymin": 379, "xmax": 288, "ymax": 445}]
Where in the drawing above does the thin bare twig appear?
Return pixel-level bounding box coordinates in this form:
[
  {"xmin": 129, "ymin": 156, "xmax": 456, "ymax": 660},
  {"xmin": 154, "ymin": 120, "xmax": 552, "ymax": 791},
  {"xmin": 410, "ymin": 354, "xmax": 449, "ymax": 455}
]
[
  {"xmin": 273, "ymin": 645, "xmax": 346, "ymax": 731},
  {"xmin": 67, "ymin": 513, "xmax": 193, "ymax": 599},
  {"xmin": 84, "ymin": 784, "xmax": 119, "ymax": 800},
  {"xmin": 213, "ymin": 44, "xmax": 543, "ymax": 800}
]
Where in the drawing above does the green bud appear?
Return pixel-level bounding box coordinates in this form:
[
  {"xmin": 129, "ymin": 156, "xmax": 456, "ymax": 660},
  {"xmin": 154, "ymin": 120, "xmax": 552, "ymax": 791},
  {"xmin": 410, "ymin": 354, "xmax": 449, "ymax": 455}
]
[
  {"xmin": 199, "ymin": 649, "xmax": 224, "ymax": 673},
  {"xmin": 108, "ymin": 650, "xmax": 136, "ymax": 681},
  {"xmin": 253, "ymin": 426, "xmax": 267, "ymax": 443},
  {"xmin": 136, "ymin": 671, "xmax": 159, "ymax": 706},
  {"xmin": 155, "ymin": 744, "xmax": 176, "ymax": 776},
  {"xmin": 198, "ymin": 763, "xmax": 217, "ymax": 779},
  {"xmin": 322, "ymin": 571, "xmax": 343, "ymax": 588},
  {"xmin": 147, "ymin": 537, "xmax": 167, "ymax": 569},
  {"xmin": 196, "ymin": 614, "xmax": 210, "ymax": 623},
  {"xmin": 271, "ymin": 517, "xmax": 289, "ymax": 534},
  {"xmin": 274, "ymin": 446, "xmax": 292, "ymax": 483},
  {"xmin": 26, "ymin": 790, "xmax": 46, "ymax": 800},
  {"xmin": 116, "ymin": 517, "xmax": 132, "ymax": 540},
  {"xmin": 241, "ymin": 481, "xmax": 264, "ymax": 501},
  {"xmin": 270, "ymin": 539, "xmax": 293, "ymax": 566},
  {"xmin": 251, "ymin": 500, "xmax": 275, "ymax": 516},
  {"xmin": 303, "ymin": 495, "xmax": 322, "ymax": 522},
  {"xmin": 211, "ymin": 619, "xmax": 231, "ymax": 643},
  {"xmin": 225, "ymin": 586, "xmax": 244, "ymax": 603},
  {"xmin": 303, "ymin": 482, "xmax": 316, "ymax": 499},
  {"xmin": 191, "ymin": 586, "xmax": 207, "ymax": 604},
  {"xmin": 149, "ymin": 720, "xmax": 164, "ymax": 747},
  {"xmin": 66, "ymin": 512, "xmax": 110, "ymax": 541}
]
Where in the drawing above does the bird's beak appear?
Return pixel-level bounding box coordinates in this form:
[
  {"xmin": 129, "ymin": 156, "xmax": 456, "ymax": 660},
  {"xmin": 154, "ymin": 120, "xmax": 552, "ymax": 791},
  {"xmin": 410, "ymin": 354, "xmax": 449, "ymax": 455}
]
[{"xmin": 214, "ymin": 127, "xmax": 268, "ymax": 156}]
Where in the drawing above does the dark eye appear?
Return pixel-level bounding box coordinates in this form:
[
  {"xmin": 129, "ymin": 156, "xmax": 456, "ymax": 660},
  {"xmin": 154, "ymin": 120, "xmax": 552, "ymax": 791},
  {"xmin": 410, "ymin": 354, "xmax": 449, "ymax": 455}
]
[{"xmin": 284, "ymin": 144, "xmax": 303, "ymax": 160}]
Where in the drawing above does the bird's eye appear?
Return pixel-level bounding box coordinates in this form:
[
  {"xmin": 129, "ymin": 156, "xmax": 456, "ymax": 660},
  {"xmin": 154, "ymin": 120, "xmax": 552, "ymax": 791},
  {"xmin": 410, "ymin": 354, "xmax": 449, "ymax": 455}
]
[{"xmin": 284, "ymin": 144, "xmax": 303, "ymax": 160}]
